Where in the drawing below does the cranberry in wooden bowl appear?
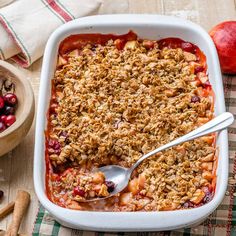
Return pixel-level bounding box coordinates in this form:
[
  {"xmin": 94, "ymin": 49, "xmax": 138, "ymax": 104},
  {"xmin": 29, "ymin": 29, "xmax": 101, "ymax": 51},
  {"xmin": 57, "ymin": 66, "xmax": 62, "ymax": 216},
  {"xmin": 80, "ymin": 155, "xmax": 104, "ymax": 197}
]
[
  {"xmin": 0, "ymin": 60, "xmax": 35, "ymax": 157},
  {"xmin": 0, "ymin": 92, "xmax": 18, "ymax": 131}
]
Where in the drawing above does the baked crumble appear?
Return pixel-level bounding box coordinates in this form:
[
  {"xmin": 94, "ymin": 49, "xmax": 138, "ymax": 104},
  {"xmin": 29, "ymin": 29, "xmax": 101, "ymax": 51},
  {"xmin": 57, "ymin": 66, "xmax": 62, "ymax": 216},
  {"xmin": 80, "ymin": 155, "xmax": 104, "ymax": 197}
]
[{"xmin": 45, "ymin": 32, "xmax": 215, "ymax": 211}]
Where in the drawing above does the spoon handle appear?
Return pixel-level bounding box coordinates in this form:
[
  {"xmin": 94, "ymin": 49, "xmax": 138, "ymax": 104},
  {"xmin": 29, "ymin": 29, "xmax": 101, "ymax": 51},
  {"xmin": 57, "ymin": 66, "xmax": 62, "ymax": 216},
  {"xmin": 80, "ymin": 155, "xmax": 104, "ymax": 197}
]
[{"xmin": 130, "ymin": 112, "xmax": 234, "ymax": 172}]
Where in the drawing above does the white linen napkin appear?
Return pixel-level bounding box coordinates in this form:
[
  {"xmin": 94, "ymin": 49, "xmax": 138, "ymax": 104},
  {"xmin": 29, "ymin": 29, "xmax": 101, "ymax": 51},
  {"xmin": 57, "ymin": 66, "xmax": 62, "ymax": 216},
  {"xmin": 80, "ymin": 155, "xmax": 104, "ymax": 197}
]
[
  {"xmin": 0, "ymin": 0, "xmax": 14, "ymax": 7},
  {"xmin": 0, "ymin": 0, "xmax": 101, "ymax": 67}
]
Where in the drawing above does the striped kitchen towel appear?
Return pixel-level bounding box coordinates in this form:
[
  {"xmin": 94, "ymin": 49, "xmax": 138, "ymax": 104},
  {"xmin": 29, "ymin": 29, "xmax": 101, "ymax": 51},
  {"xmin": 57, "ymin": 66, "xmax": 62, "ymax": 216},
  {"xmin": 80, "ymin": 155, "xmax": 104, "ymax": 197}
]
[
  {"xmin": 32, "ymin": 74, "xmax": 236, "ymax": 236},
  {"xmin": 0, "ymin": 0, "xmax": 101, "ymax": 67}
]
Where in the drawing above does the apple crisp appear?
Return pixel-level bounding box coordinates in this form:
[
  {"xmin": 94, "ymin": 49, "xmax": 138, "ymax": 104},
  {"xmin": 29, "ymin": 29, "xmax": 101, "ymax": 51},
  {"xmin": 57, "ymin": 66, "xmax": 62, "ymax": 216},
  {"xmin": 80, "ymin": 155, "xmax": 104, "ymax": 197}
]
[{"xmin": 46, "ymin": 32, "xmax": 216, "ymax": 211}]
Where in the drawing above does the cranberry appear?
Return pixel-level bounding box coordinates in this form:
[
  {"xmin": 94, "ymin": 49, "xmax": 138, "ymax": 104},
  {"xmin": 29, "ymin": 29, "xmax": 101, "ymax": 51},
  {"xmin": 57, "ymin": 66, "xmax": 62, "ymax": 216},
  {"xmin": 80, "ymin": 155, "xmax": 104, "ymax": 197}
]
[
  {"xmin": 202, "ymin": 81, "xmax": 211, "ymax": 89},
  {"xmin": 54, "ymin": 142, "xmax": 61, "ymax": 150},
  {"xmin": 4, "ymin": 106, "xmax": 15, "ymax": 115},
  {"xmin": 59, "ymin": 131, "xmax": 68, "ymax": 138},
  {"xmin": 0, "ymin": 97, "xmax": 4, "ymax": 109},
  {"xmin": 48, "ymin": 139, "xmax": 55, "ymax": 147},
  {"xmin": 203, "ymin": 192, "xmax": 213, "ymax": 203},
  {"xmin": 50, "ymin": 103, "xmax": 58, "ymax": 114},
  {"xmin": 0, "ymin": 121, "xmax": 6, "ymax": 132},
  {"xmin": 191, "ymin": 95, "xmax": 200, "ymax": 103},
  {"xmin": 105, "ymin": 181, "xmax": 115, "ymax": 193},
  {"xmin": 73, "ymin": 187, "xmax": 85, "ymax": 197},
  {"xmin": 181, "ymin": 42, "xmax": 195, "ymax": 53},
  {"xmin": 54, "ymin": 148, "xmax": 61, "ymax": 155},
  {"xmin": 59, "ymin": 131, "xmax": 68, "ymax": 143},
  {"xmin": 202, "ymin": 186, "xmax": 213, "ymax": 203},
  {"xmin": 202, "ymin": 186, "xmax": 210, "ymax": 194},
  {"xmin": 0, "ymin": 115, "xmax": 7, "ymax": 123},
  {"xmin": 206, "ymin": 185, "xmax": 213, "ymax": 193},
  {"xmin": 48, "ymin": 139, "xmax": 61, "ymax": 154},
  {"xmin": 3, "ymin": 93, "xmax": 17, "ymax": 106},
  {"xmin": 194, "ymin": 66, "xmax": 204, "ymax": 74},
  {"xmin": 183, "ymin": 201, "xmax": 194, "ymax": 208},
  {"xmin": 5, "ymin": 115, "xmax": 16, "ymax": 127},
  {"xmin": 48, "ymin": 139, "xmax": 60, "ymax": 148},
  {"xmin": 0, "ymin": 190, "xmax": 3, "ymax": 200}
]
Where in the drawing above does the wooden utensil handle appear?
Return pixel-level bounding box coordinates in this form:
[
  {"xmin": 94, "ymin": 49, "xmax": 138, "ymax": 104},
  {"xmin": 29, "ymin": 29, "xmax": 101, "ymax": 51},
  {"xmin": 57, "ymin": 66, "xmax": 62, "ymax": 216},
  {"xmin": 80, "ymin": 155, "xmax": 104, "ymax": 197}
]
[
  {"xmin": 5, "ymin": 190, "xmax": 30, "ymax": 236},
  {"xmin": 0, "ymin": 230, "xmax": 27, "ymax": 236},
  {"xmin": 0, "ymin": 202, "xmax": 15, "ymax": 220}
]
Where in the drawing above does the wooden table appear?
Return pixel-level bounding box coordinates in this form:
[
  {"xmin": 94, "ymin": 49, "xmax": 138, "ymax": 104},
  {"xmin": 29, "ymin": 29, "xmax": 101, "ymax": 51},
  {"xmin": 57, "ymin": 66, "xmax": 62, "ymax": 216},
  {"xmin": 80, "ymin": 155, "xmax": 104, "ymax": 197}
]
[{"xmin": 0, "ymin": 0, "xmax": 235, "ymax": 234}]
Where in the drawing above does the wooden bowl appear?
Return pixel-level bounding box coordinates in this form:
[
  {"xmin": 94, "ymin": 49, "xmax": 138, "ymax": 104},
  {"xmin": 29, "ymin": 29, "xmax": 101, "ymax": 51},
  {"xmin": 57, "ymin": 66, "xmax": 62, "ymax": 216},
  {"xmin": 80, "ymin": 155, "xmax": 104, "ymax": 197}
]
[{"xmin": 0, "ymin": 60, "xmax": 35, "ymax": 157}]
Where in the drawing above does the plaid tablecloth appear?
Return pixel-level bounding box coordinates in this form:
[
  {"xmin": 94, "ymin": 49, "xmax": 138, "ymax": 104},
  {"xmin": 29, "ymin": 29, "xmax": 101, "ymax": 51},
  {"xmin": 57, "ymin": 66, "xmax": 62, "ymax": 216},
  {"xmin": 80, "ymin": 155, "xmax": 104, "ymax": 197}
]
[{"xmin": 33, "ymin": 75, "xmax": 236, "ymax": 236}]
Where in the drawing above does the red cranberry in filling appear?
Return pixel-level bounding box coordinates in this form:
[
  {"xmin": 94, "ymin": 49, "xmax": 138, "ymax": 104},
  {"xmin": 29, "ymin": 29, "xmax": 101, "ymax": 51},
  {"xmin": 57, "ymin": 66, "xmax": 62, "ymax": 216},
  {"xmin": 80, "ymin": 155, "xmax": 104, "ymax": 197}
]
[
  {"xmin": 73, "ymin": 187, "xmax": 85, "ymax": 197},
  {"xmin": 5, "ymin": 115, "xmax": 16, "ymax": 127},
  {"xmin": 203, "ymin": 192, "xmax": 213, "ymax": 203},
  {"xmin": 183, "ymin": 201, "xmax": 194, "ymax": 208},
  {"xmin": 202, "ymin": 81, "xmax": 211, "ymax": 89},
  {"xmin": 191, "ymin": 95, "xmax": 200, "ymax": 103},
  {"xmin": 48, "ymin": 139, "xmax": 60, "ymax": 150},
  {"xmin": 48, "ymin": 139, "xmax": 55, "ymax": 147},
  {"xmin": 0, "ymin": 97, "xmax": 4, "ymax": 109},
  {"xmin": 54, "ymin": 148, "xmax": 61, "ymax": 155},
  {"xmin": 202, "ymin": 186, "xmax": 210, "ymax": 194},
  {"xmin": 60, "ymin": 131, "xmax": 69, "ymax": 144},
  {"xmin": 194, "ymin": 66, "xmax": 204, "ymax": 74},
  {"xmin": 181, "ymin": 42, "xmax": 195, "ymax": 53},
  {"xmin": 54, "ymin": 142, "xmax": 61, "ymax": 150},
  {"xmin": 59, "ymin": 131, "xmax": 68, "ymax": 138},
  {"xmin": 50, "ymin": 103, "xmax": 58, "ymax": 114},
  {"xmin": 105, "ymin": 181, "xmax": 115, "ymax": 193},
  {"xmin": 0, "ymin": 121, "xmax": 6, "ymax": 132},
  {"xmin": 202, "ymin": 186, "xmax": 213, "ymax": 203},
  {"xmin": 48, "ymin": 139, "xmax": 61, "ymax": 155},
  {"xmin": 3, "ymin": 93, "xmax": 17, "ymax": 106}
]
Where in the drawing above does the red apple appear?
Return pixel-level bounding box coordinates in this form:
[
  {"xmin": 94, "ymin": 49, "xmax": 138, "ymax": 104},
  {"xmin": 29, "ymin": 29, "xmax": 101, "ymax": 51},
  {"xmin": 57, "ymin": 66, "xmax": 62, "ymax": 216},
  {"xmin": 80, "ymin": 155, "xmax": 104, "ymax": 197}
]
[{"xmin": 209, "ymin": 21, "xmax": 236, "ymax": 74}]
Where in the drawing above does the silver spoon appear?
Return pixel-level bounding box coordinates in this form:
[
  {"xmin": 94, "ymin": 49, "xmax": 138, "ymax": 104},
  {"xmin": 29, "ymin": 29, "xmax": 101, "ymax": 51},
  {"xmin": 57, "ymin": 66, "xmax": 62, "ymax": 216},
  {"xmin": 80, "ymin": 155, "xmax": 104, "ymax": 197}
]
[{"xmin": 84, "ymin": 112, "xmax": 234, "ymax": 202}]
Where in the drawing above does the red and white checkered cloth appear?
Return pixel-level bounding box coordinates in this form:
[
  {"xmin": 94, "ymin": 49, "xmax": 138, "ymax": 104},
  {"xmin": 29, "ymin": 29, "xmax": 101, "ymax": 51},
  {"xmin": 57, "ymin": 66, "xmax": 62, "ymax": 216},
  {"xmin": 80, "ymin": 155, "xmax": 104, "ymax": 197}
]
[{"xmin": 0, "ymin": 0, "xmax": 101, "ymax": 67}]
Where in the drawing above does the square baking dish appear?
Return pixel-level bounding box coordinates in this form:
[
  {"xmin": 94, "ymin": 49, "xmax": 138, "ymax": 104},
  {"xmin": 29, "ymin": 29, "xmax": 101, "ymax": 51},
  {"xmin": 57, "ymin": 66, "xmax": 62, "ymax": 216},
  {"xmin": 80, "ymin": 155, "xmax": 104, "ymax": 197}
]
[{"xmin": 34, "ymin": 14, "xmax": 228, "ymax": 231}]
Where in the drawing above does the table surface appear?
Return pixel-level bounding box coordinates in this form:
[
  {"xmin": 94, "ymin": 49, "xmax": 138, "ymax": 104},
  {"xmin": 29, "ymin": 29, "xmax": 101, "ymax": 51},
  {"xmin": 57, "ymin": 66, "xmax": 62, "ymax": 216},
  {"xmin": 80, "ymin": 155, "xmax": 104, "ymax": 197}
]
[{"xmin": 0, "ymin": 0, "xmax": 236, "ymax": 234}]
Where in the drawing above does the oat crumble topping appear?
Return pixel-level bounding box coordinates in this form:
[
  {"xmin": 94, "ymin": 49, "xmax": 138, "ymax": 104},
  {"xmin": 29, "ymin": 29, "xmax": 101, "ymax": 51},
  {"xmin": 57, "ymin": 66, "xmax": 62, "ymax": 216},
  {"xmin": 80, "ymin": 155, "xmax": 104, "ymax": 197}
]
[{"xmin": 46, "ymin": 35, "xmax": 215, "ymax": 211}]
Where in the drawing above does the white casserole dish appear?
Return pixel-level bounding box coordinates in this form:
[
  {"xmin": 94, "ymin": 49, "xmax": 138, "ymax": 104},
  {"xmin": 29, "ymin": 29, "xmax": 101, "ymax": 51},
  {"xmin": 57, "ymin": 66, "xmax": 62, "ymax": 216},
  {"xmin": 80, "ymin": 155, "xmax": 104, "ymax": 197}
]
[{"xmin": 34, "ymin": 14, "xmax": 228, "ymax": 231}]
